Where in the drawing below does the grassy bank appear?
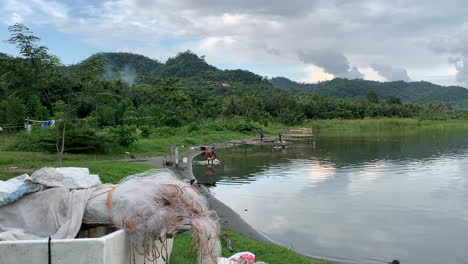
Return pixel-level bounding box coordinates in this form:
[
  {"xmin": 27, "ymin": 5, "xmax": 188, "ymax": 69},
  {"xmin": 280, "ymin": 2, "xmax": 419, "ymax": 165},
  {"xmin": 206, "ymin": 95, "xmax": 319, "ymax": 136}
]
[
  {"xmin": 0, "ymin": 123, "xmax": 281, "ymax": 180},
  {"xmin": 308, "ymin": 118, "xmax": 468, "ymax": 136},
  {"xmin": 0, "ymin": 151, "xmax": 152, "ymax": 182},
  {"xmin": 172, "ymin": 230, "xmax": 328, "ymax": 264}
]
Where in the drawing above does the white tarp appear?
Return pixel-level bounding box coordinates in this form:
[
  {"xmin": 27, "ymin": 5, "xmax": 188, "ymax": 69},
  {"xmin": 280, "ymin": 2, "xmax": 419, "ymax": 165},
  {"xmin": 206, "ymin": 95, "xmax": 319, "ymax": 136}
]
[
  {"xmin": 0, "ymin": 167, "xmax": 100, "ymax": 241},
  {"xmin": 30, "ymin": 167, "xmax": 101, "ymax": 189},
  {"xmin": 0, "ymin": 187, "xmax": 92, "ymax": 241}
]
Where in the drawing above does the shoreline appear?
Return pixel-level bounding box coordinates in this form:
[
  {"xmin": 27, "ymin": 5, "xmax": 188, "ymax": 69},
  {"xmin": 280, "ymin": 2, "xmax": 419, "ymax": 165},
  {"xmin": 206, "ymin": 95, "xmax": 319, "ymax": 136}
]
[
  {"xmin": 131, "ymin": 136, "xmax": 340, "ymax": 264},
  {"xmin": 133, "ymin": 138, "xmax": 276, "ymax": 243}
]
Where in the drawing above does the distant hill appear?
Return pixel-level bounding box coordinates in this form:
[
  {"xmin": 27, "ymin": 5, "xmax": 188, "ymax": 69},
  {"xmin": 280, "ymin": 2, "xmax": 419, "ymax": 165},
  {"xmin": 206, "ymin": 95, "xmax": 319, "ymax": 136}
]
[
  {"xmin": 91, "ymin": 51, "xmax": 268, "ymax": 88},
  {"xmin": 88, "ymin": 51, "xmax": 468, "ymax": 107},
  {"xmin": 271, "ymin": 77, "xmax": 468, "ymax": 108},
  {"xmin": 0, "ymin": 52, "xmax": 9, "ymax": 59}
]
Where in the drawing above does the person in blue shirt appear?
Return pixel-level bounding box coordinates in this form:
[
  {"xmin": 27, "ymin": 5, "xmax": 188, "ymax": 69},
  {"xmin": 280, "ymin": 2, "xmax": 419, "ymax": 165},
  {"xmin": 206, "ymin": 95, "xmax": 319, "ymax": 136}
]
[{"xmin": 260, "ymin": 129, "xmax": 264, "ymax": 142}]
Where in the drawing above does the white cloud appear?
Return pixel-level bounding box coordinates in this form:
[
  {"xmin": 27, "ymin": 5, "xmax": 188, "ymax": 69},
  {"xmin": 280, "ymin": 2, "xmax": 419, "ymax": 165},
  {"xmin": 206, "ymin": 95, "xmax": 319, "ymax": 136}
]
[
  {"xmin": 301, "ymin": 66, "xmax": 335, "ymax": 83},
  {"xmin": 0, "ymin": 0, "xmax": 466, "ymax": 85},
  {"xmin": 200, "ymin": 36, "xmax": 237, "ymax": 49}
]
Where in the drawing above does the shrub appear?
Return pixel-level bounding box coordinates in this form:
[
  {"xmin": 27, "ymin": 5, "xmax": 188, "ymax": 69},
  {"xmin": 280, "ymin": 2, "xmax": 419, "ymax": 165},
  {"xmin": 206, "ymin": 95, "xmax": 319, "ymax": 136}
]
[
  {"xmin": 187, "ymin": 122, "xmax": 200, "ymax": 134},
  {"xmin": 225, "ymin": 116, "xmax": 261, "ymax": 133},
  {"xmin": 153, "ymin": 126, "xmax": 178, "ymax": 136},
  {"xmin": 109, "ymin": 125, "xmax": 139, "ymax": 146},
  {"xmin": 8, "ymin": 127, "xmax": 55, "ymax": 152},
  {"xmin": 9, "ymin": 126, "xmax": 115, "ymax": 153},
  {"xmin": 139, "ymin": 125, "xmax": 152, "ymax": 138}
]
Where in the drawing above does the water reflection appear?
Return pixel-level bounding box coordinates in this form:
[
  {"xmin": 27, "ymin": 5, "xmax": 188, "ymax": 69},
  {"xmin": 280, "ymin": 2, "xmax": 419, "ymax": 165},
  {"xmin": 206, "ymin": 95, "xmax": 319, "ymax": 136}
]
[{"xmin": 193, "ymin": 128, "xmax": 468, "ymax": 264}]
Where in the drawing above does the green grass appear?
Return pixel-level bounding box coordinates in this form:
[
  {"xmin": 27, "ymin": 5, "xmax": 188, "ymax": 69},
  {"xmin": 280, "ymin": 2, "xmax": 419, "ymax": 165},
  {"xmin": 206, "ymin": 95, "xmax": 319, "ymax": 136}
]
[
  {"xmin": 0, "ymin": 151, "xmax": 152, "ymax": 182},
  {"xmin": 0, "ymin": 123, "xmax": 277, "ymax": 180},
  {"xmin": 118, "ymin": 130, "xmax": 251, "ymax": 157},
  {"xmin": 308, "ymin": 118, "xmax": 468, "ymax": 136},
  {"xmin": 171, "ymin": 230, "xmax": 328, "ymax": 264},
  {"xmin": 61, "ymin": 161, "xmax": 152, "ymax": 184},
  {"xmin": 105, "ymin": 123, "xmax": 282, "ymax": 158}
]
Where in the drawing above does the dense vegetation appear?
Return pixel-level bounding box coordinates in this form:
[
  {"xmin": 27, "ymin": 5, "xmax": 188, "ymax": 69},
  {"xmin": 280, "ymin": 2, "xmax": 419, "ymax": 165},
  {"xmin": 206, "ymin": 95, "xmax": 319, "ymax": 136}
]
[
  {"xmin": 271, "ymin": 77, "xmax": 468, "ymax": 108},
  {"xmin": 0, "ymin": 24, "xmax": 463, "ymax": 158}
]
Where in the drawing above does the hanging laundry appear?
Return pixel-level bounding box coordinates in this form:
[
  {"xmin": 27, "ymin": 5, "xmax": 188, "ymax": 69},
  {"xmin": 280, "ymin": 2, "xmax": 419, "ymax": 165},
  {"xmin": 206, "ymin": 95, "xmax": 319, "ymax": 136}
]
[{"xmin": 41, "ymin": 120, "xmax": 55, "ymax": 127}]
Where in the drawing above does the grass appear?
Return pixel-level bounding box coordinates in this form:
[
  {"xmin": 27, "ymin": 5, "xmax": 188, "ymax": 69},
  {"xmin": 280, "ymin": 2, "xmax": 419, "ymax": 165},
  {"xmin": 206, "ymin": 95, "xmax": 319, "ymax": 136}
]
[
  {"xmin": 0, "ymin": 122, "xmax": 277, "ymax": 180},
  {"xmin": 171, "ymin": 230, "xmax": 328, "ymax": 264},
  {"xmin": 104, "ymin": 123, "xmax": 282, "ymax": 158},
  {"xmin": 0, "ymin": 151, "xmax": 152, "ymax": 182},
  {"xmin": 115, "ymin": 130, "xmax": 251, "ymax": 157},
  {"xmin": 61, "ymin": 161, "xmax": 152, "ymax": 184},
  {"xmin": 307, "ymin": 118, "xmax": 468, "ymax": 136}
]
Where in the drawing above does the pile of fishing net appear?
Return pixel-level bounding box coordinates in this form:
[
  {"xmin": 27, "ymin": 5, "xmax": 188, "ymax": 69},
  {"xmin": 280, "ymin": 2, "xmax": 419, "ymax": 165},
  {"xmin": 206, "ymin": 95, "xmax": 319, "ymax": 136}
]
[{"xmin": 85, "ymin": 170, "xmax": 221, "ymax": 264}]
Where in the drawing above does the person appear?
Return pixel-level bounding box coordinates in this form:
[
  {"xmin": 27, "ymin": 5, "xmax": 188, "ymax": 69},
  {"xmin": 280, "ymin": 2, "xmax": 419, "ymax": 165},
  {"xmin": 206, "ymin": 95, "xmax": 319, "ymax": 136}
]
[
  {"xmin": 211, "ymin": 145, "xmax": 217, "ymax": 159},
  {"xmin": 278, "ymin": 133, "xmax": 282, "ymax": 142},
  {"xmin": 205, "ymin": 148, "xmax": 214, "ymax": 165},
  {"xmin": 259, "ymin": 129, "xmax": 264, "ymax": 142}
]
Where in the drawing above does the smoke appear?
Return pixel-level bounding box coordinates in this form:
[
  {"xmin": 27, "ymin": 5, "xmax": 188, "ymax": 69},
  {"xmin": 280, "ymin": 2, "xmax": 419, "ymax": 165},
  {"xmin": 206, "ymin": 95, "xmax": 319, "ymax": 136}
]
[
  {"xmin": 118, "ymin": 65, "xmax": 137, "ymax": 85},
  {"xmin": 371, "ymin": 63, "xmax": 411, "ymax": 82},
  {"xmin": 297, "ymin": 50, "xmax": 364, "ymax": 79},
  {"xmin": 103, "ymin": 64, "xmax": 137, "ymax": 85}
]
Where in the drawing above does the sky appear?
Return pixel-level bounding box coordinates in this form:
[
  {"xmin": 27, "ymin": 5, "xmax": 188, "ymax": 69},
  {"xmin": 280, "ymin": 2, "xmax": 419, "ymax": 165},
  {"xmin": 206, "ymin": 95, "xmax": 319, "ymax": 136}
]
[{"xmin": 0, "ymin": 0, "xmax": 467, "ymax": 87}]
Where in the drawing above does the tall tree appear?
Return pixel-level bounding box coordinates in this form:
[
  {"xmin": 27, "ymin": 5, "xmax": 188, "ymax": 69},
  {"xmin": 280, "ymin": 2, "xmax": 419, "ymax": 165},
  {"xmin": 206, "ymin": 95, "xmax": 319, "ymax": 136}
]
[{"xmin": 366, "ymin": 90, "xmax": 379, "ymax": 104}]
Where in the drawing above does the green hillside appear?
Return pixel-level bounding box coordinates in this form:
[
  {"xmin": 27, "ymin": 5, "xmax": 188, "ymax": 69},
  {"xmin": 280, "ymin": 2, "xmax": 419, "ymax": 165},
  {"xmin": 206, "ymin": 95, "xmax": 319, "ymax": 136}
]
[
  {"xmin": 95, "ymin": 51, "xmax": 269, "ymax": 91},
  {"xmin": 97, "ymin": 52, "xmax": 468, "ymax": 108},
  {"xmin": 271, "ymin": 77, "xmax": 468, "ymax": 108}
]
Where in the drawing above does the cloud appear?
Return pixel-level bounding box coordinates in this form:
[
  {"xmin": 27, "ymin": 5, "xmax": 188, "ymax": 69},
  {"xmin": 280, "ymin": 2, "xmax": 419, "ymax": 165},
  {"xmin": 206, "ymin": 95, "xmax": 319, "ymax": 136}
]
[
  {"xmin": 301, "ymin": 65, "xmax": 335, "ymax": 83},
  {"xmin": 0, "ymin": 0, "xmax": 68, "ymax": 25},
  {"xmin": 370, "ymin": 63, "xmax": 411, "ymax": 81},
  {"xmin": 265, "ymin": 47, "xmax": 281, "ymax": 56},
  {"xmin": 163, "ymin": 0, "xmax": 318, "ymax": 17},
  {"xmin": 1, "ymin": 0, "xmax": 467, "ymax": 85},
  {"xmin": 429, "ymin": 24, "xmax": 468, "ymax": 86},
  {"xmin": 448, "ymin": 57, "xmax": 468, "ymax": 85},
  {"xmin": 298, "ymin": 50, "xmax": 364, "ymax": 79}
]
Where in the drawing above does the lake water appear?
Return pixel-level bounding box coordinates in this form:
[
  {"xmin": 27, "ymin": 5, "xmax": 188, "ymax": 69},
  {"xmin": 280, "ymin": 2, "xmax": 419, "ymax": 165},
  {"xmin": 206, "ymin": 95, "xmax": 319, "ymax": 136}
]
[{"xmin": 193, "ymin": 129, "xmax": 468, "ymax": 264}]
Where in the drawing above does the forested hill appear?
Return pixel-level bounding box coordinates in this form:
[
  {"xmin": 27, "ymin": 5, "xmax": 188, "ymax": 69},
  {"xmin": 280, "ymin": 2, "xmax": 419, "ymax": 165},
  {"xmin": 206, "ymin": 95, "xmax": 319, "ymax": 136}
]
[
  {"xmin": 93, "ymin": 51, "xmax": 270, "ymax": 90},
  {"xmin": 271, "ymin": 77, "xmax": 468, "ymax": 108},
  {"xmin": 96, "ymin": 51, "xmax": 468, "ymax": 107}
]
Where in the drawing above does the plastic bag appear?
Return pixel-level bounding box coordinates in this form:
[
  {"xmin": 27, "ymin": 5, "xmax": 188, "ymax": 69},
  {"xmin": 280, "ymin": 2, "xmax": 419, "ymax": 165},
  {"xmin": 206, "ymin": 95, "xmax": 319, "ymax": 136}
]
[{"xmin": 0, "ymin": 175, "xmax": 42, "ymax": 207}]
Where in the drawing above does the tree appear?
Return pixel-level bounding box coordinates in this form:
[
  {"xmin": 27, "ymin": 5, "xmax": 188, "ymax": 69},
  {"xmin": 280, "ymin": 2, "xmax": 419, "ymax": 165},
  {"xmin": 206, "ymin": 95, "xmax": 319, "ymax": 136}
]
[
  {"xmin": 6, "ymin": 96, "xmax": 26, "ymax": 125},
  {"xmin": 3, "ymin": 24, "xmax": 106, "ymax": 165},
  {"xmin": 366, "ymin": 90, "xmax": 379, "ymax": 103},
  {"xmin": 52, "ymin": 56, "xmax": 104, "ymax": 165},
  {"xmin": 386, "ymin": 96, "xmax": 402, "ymax": 105}
]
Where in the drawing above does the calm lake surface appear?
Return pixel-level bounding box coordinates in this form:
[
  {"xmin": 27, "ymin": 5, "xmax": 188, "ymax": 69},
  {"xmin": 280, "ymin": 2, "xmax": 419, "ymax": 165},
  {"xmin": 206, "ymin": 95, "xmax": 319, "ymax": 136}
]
[{"xmin": 193, "ymin": 129, "xmax": 468, "ymax": 264}]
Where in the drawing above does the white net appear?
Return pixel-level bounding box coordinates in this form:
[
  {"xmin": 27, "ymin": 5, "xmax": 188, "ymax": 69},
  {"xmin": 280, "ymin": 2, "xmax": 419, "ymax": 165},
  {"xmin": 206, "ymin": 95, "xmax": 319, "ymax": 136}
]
[{"xmin": 108, "ymin": 170, "xmax": 221, "ymax": 264}]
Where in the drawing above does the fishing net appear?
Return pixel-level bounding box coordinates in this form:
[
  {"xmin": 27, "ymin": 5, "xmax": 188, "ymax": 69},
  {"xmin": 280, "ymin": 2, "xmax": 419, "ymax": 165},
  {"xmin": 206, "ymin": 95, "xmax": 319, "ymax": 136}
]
[{"xmin": 107, "ymin": 170, "xmax": 221, "ymax": 264}]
